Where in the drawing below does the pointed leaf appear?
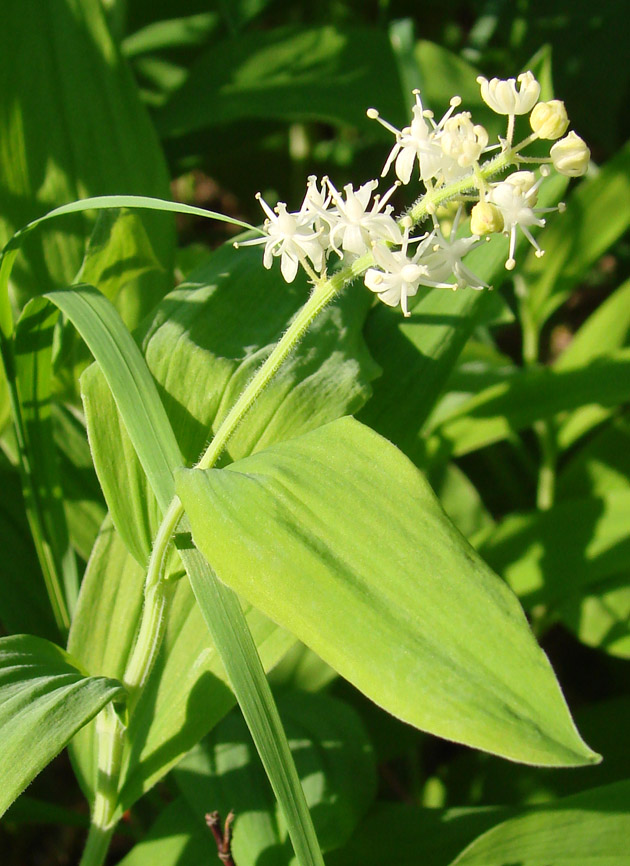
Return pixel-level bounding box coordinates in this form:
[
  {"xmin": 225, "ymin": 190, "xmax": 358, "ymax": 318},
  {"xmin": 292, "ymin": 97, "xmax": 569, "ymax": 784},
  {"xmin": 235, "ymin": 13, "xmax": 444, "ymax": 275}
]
[
  {"xmin": 450, "ymin": 780, "xmax": 630, "ymax": 865},
  {"xmin": 177, "ymin": 416, "xmax": 598, "ymax": 767},
  {"xmin": 0, "ymin": 634, "xmax": 123, "ymax": 817}
]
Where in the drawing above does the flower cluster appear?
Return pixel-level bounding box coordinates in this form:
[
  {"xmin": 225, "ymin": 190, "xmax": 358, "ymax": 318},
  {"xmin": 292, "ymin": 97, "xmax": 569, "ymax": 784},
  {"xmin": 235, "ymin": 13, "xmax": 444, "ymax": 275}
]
[{"xmin": 236, "ymin": 72, "xmax": 590, "ymax": 317}]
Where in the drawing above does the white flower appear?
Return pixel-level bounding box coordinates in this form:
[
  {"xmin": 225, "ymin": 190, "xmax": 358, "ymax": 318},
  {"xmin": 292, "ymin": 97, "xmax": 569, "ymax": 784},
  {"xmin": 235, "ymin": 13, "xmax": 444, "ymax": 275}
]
[
  {"xmin": 235, "ymin": 192, "xmax": 325, "ymax": 282},
  {"xmin": 300, "ymin": 174, "xmax": 338, "ymax": 251},
  {"xmin": 530, "ymin": 100, "xmax": 570, "ymax": 140},
  {"xmin": 477, "ymin": 71, "xmax": 540, "ymax": 115},
  {"xmin": 367, "ymin": 91, "xmax": 462, "ymax": 184},
  {"xmin": 440, "ymin": 113, "xmax": 489, "ymax": 174},
  {"xmin": 326, "ymin": 179, "xmax": 402, "ymax": 259},
  {"xmin": 489, "ymin": 174, "xmax": 547, "ymax": 269},
  {"xmin": 421, "ymin": 210, "xmax": 487, "ymax": 289},
  {"xmin": 364, "ymin": 230, "xmax": 455, "ymax": 316},
  {"xmin": 550, "ymin": 132, "xmax": 590, "ymax": 176}
]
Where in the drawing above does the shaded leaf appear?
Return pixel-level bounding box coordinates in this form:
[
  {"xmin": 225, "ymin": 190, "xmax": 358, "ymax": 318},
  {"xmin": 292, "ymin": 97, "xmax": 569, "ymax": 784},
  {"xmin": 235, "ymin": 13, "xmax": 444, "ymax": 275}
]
[{"xmin": 173, "ymin": 691, "xmax": 376, "ymax": 864}]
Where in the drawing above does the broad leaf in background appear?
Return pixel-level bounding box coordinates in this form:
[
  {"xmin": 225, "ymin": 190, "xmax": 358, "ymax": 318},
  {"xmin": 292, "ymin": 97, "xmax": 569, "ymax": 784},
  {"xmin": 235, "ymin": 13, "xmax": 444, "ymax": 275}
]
[
  {"xmin": 177, "ymin": 416, "xmax": 598, "ymax": 767},
  {"xmin": 449, "ymin": 779, "xmax": 630, "ymax": 865},
  {"xmin": 479, "ymin": 491, "xmax": 630, "ymax": 608},
  {"xmin": 425, "ymin": 349, "xmax": 630, "ymax": 459},
  {"xmin": 327, "ymin": 803, "xmax": 512, "ymax": 866},
  {"xmin": 14, "ymin": 298, "xmax": 80, "ymax": 628},
  {"xmin": 0, "ymin": 0, "xmax": 174, "ymax": 307},
  {"xmin": 83, "ymin": 242, "xmax": 378, "ymax": 563},
  {"xmin": 174, "ymin": 692, "xmax": 376, "ymax": 865},
  {"xmin": 155, "ymin": 26, "xmax": 406, "ymax": 138},
  {"xmin": 117, "ymin": 690, "xmax": 375, "ymax": 866},
  {"xmin": 555, "ymin": 278, "xmax": 630, "ymax": 449},
  {"xmin": 51, "ymin": 405, "xmax": 105, "ymax": 563},
  {"xmin": 0, "ymin": 633, "xmax": 124, "ymax": 817},
  {"xmin": 68, "ymin": 516, "xmax": 296, "ymax": 813}
]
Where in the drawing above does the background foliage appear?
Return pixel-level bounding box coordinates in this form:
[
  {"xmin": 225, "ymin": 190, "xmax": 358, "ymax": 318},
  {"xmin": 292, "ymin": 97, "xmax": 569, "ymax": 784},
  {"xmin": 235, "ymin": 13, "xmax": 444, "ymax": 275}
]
[{"xmin": 1, "ymin": 0, "xmax": 629, "ymax": 863}]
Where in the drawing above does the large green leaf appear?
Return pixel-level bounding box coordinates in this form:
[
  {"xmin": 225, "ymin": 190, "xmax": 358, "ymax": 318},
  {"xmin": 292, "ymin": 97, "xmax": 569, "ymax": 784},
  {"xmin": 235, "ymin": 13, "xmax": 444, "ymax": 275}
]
[
  {"xmin": 177, "ymin": 416, "xmax": 598, "ymax": 767},
  {"xmin": 0, "ymin": 634, "xmax": 123, "ymax": 818},
  {"xmin": 449, "ymin": 780, "xmax": 630, "ymax": 865},
  {"xmin": 68, "ymin": 516, "xmax": 295, "ymax": 814},
  {"xmin": 155, "ymin": 25, "xmax": 406, "ymax": 138},
  {"xmin": 0, "ymin": 0, "xmax": 174, "ymax": 306},
  {"xmin": 82, "ymin": 241, "xmax": 378, "ymax": 563}
]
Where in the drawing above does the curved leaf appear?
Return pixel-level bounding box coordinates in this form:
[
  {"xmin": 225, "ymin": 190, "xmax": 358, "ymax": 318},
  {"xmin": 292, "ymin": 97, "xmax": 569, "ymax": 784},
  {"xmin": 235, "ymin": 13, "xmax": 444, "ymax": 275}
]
[
  {"xmin": 177, "ymin": 416, "xmax": 598, "ymax": 767},
  {"xmin": 0, "ymin": 634, "xmax": 123, "ymax": 818},
  {"xmin": 450, "ymin": 780, "xmax": 630, "ymax": 865}
]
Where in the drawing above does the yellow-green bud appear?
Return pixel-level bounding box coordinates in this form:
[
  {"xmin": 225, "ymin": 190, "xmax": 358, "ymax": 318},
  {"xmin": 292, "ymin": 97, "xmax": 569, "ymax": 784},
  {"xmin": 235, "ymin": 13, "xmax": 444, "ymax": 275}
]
[
  {"xmin": 470, "ymin": 201, "xmax": 504, "ymax": 236},
  {"xmin": 550, "ymin": 131, "xmax": 590, "ymax": 176},
  {"xmin": 529, "ymin": 100, "xmax": 569, "ymax": 140}
]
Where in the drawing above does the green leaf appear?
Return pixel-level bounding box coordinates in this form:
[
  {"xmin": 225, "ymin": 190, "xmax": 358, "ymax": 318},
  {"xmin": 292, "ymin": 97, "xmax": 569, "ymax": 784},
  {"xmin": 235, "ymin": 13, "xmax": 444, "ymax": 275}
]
[
  {"xmin": 177, "ymin": 416, "xmax": 598, "ymax": 767},
  {"xmin": 0, "ymin": 458, "xmax": 57, "ymax": 639},
  {"xmin": 557, "ymin": 575, "xmax": 630, "ymax": 659},
  {"xmin": 0, "ymin": 0, "xmax": 175, "ymax": 306},
  {"xmin": 82, "ymin": 242, "xmax": 377, "ymax": 563},
  {"xmin": 54, "ymin": 209, "xmax": 172, "ymax": 397},
  {"xmin": 521, "ymin": 141, "xmax": 630, "ymax": 329},
  {"xmin": 51, "ymin": 404, "xmax": 105, "ymax": 562},
  {"xmin": 155, "ymin": 25, "xmax": 406, "ymax": 138},
  {"xmin": 67, "ymin": 517, "xmax": 295, "ymax": 812},
  {"xmin": 173, "ymin": 691, "xmax": 376, "ymax": 864},
  {"xmin": 327, "ymin": 803, "xmax": 511, "ymax": 866},
  {"xmin": 38, "ymin": 285, "xmax": 183, "ymax": 554},
  {"xmin": 555, "ymin": 278, "xmax": 630, "ymax": 448},
  {"xmin": 479, "ymin": 491, "xmax": 630, "ymax": 608},
  {"xmin": 117, "ymin": 691, "xmax": 375, "ymax": 866},
  {"xmin": 14, "ymin": 297, "xmax": 81, "ymax": 629},
  {"xmin": 0, "ymin": 633, "xmax": 123, "ymax": 818},
  {"xmin": 426, "ymin": 350, "xmax": 630, "ymax": 458},
  {"xmin": 449, "ymin": 780, "xmax": 630, "ymax": 865}
]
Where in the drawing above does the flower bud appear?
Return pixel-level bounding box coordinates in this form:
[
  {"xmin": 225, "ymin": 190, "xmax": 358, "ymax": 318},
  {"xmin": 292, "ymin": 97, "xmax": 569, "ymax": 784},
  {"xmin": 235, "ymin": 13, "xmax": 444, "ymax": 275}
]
[
  {"xmin": 530, "ymin": 100, "xmax": 569, "ymax": 140},
  {"xmin": 470, "ymin": 201, "xmax": 504, "ymax": 236},
  {"xmin": 477, "ymin": 71, "xmax": 540, "ymax": 115},
  {"xmin": 550, "ymin": 131, "xmax": 590, "ymax": 176}
]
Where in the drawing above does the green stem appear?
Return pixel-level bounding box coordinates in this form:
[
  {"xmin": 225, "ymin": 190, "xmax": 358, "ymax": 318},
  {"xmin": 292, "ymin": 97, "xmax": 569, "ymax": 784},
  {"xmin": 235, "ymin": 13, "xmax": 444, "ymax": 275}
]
[
  {"xmin": 517, "ymin": 278, "xmax": 558, "ymax": 511},
  {"xmin": 89, "ymin": 139, "xmax": 529, "ymax": 866},
  {"xmin": 79, "ymin": 704, "xmax": 124, "ymax": 866}
]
